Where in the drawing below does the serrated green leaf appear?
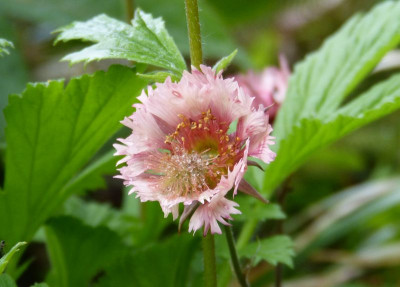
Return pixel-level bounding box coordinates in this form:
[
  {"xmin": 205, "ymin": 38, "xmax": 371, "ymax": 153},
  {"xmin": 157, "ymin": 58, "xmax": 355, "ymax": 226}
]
[
  {"xmin": 95, "ymin": 234, "xmax": 199, "ymax": 287},
  {"xmin": 275, "ymin": 1, "xmax": 400, "ymax": 138},
  {"xmin": 240, "ymin": 235, "xmax": 295, "ymax": 267},
  {"xmin": 0, "ymin": 0, "xmax": 248, "ymax": 66},
  {"xmin": 235, "ymin": 197, "xmax": 285, "ymax": 221},
  {"xmin": 45, "ymin": 216, "xmax": 124, "ymax": 287},
  {"xmin": 0, "ymin": 274, "xmax": 17, "ymax": 287},
  {"xmin": 263, "ymin": 73, "xmax": 400, "ymax": 192},
  {"xmin": 212, "ymin": 49, "xmax": 237, "ymax": 73},
  {"xmin": 0, "ymin": 39, "xmax": 13, "ymax": 57},
  {"xmin": 55, "ymin": 9, "xmax": 186, "ymax": 74},
  {"xmin": 262, "ymin": 1, "xmax": 400, "ymax": 193},
  {"xmin": 0, "ymin": 65, "xmax": 146, "ymax": 247},
  {"xmin": 0, "ymin": 242, "xmax": 26, "ymax": 273}
]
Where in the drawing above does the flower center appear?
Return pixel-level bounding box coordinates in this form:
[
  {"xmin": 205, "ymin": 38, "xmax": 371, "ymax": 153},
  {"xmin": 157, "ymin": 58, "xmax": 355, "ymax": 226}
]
[
  {"xmin": 160, "ymin": 147, "xmax": 220, "ymax": 198},
  {"xmin": 159, "ymin": 109, "xmax": 243, "ymax": 198}
]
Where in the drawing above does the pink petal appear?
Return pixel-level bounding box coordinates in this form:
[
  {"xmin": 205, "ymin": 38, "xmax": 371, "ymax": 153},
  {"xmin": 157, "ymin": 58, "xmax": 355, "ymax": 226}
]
[{"xmin": 189, "ymin": 196, "xmax": 241, "ymax": 235}]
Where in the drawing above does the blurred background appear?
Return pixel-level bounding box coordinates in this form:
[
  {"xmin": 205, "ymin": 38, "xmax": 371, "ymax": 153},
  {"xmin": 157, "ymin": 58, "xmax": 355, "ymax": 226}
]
[{"xmin": 1, "ymin": 0, "xmax": 399, "ymax": 286}]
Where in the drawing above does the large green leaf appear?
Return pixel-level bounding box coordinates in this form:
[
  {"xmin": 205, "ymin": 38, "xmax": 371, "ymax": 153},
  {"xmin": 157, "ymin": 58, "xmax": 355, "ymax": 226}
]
[
  {"xmin": 0, "ymin": 242, "xmax": 26, "ymax": 273},
  {"xmin": 240, "ymin": 235, "xmax": 295, "ymax": 267},
  {"xmin": 262, "ymin": 1, "xmax": 400, "ymax": 193},
  {"xmin": 276, "ymin": 1, "xmax": 400, "ymax": 135},
  {"xmin": 263, "ymin": 72, "xmax": 400, "ymax": 192},
  {"xmin": 45, "ymin": 216, "xmax": 124, "ymax": 287},
  {"xmin": 0, "ymin": 65, "xmax": 146, "ymax": 247},
  {"xmin": 95, "ymin": 234, "xmax": 199, "ymax": 287},
  {"xmin": 55, "ymin": 9, "xmax": 186, "ymax": 74},
  {"xmin": 0, "ymin": 38, "xmax": 13, "ymax": 57}
]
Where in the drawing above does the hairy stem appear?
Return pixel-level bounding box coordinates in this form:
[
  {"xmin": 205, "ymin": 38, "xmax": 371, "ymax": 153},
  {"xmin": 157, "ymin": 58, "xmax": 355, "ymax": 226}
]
[
  {"xmin": 185, "ymin": 0, "xmax": 202, "ymax": 69},
  {"xmin": 224, "ymin": 225, "xmax": 249, "ymax": 287},
  {"xmin": 203, "ymin": 233, "xmax": 217, "ymax": 287}
]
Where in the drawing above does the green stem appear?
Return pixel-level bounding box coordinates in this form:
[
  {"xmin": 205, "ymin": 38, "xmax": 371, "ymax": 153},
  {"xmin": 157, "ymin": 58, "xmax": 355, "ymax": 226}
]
[
  {"xmin": 185, "ymin": 0, "xmax": 202, "ymax": 69},
  {"xmin": 224, "ymin": 225, "xmax": 249, "ymax": 287},
  {"xmin": 219, "ymin": 217, "xmax": 258, "ymax": 286},
  {"xmin": 202, "ymin": 233, "xmax": 217, "ymax": 287},
  {"xmin": 125, "ymin": 0, "xmax": 134, "ymax": 23}
]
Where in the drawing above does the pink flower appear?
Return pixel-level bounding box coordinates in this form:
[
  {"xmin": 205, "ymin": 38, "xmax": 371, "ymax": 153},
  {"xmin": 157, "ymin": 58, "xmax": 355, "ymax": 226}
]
[
  {"xmin": 114, "ymin": 65, "xmax": 275, "ymax": 235},
  {"xmin": 235, "ymin": 55, "xmax": 290, "ymax": 121}
]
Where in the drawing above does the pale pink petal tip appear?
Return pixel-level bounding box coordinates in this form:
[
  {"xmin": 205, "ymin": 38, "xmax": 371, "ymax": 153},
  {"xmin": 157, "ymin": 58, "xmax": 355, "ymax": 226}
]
[{"xmin": 188, "ymin": 196, "xmax": 241, "ymax": 236}]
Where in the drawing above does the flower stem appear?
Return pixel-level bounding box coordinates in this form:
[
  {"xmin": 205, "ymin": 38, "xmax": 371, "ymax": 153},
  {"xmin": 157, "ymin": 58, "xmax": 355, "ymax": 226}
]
[
  {"xmin": 185, "ymin": 0, "xmax": 202, "ymax": 69},
  {"xmin": 125, "ymin": 0, "xmax": 134, "ymax": 23},
  {"xmin": 224, "ymin": 225, "xmax": 249, "ymax": 287},
  {"xmin": 219, "ymin": 216, "xmax": 258, "ymax": 286},
  {"xmin": 202, "ymin": 233, "xmax": 217, "ymax": 287}
]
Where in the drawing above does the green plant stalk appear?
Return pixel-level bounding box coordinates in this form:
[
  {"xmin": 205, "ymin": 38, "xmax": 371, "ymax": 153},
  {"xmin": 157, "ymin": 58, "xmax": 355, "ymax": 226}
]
[
  {"xmin": 219, "ymin": 217, "xmax": 257, "ymax": 286},
  {"xmin": 184, "ymin": 0, "xmax": 216, "ymax": 286},
  {"xmin": 125, "ymin": 0, "xmax": 134, "ymax": 22},
  {"xmin": 224, "ymin": 225, "xmax": 249, "ymax": 287},
  {"xmin": 202, "ymin": 233, "xmax": 217, "ymax": 287},
  {"xmin": 185, "ymin": 0, "xmax": 202, "ymax": 69}
]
